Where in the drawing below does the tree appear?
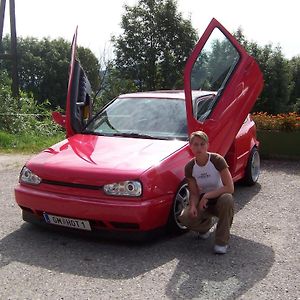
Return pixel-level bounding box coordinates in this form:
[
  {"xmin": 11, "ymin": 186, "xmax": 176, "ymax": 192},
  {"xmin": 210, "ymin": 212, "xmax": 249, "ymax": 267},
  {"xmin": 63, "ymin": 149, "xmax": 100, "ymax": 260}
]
[
  {"xmin": 95, "ymin": 64, "xmax": 138, "ymax": 111},
  {"xmin": 249, "ymin": 45, "xmax": 291, "ymax": 114},
  {"xmin": 289, "ymin": 56, "xmax": 300, "ymax": 112},
  {"xmin": 113, "ymin": 0, "xmax": 198, "ymax": 91},
  {"xmin": 234, "ymin": 29, "xmax": 291, "ymax": 114},
  {"xmin": 0, "ymin": 36, "xmax": 100, "ymax": 109}
]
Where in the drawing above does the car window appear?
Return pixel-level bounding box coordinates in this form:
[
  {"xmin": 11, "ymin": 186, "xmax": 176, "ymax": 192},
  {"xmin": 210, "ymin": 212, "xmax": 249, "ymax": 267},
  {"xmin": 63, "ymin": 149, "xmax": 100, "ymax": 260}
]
[
  {"xmin": 85, "ymin": 97, "xmax": 188, "ymax": 140},
  {"xmin": 191, "ymin": 28, "xmax": 240, "ymax": 119},
  {"xmin": 195, "ymin": 94, "xmax": 216, "ymax": 121}
]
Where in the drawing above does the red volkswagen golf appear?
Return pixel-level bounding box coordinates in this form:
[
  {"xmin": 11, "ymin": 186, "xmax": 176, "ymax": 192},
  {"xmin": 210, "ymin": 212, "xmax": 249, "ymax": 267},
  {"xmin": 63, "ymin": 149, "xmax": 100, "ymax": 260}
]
[{"xmin": 15, "ymin": 19, "xmax": 263, "ymax": 237}]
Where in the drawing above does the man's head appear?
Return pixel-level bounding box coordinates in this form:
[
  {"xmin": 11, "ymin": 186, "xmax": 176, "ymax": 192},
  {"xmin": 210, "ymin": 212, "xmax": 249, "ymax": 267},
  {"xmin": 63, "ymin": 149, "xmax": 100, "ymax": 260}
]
[{"xmin": 189, "ymin": 131, "xmax": 209, "ymax": 156}]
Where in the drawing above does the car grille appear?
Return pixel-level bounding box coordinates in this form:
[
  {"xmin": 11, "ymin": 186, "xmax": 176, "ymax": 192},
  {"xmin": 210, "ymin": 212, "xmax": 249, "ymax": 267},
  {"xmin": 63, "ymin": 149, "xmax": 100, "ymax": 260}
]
[{"xmin": 41, "ymin": 179, "xmax": 102, "ymax": 190}]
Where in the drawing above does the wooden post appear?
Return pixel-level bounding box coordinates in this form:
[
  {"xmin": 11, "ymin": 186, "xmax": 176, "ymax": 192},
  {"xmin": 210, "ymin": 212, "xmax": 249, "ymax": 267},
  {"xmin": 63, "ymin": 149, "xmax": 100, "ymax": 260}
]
[
  {"xmin": 0, "ymin": 0, "xmax": 19, "ymax": 102},
  {"xmin": 9, "ymin": 0, "xmax": 19, "ymax": 99}
]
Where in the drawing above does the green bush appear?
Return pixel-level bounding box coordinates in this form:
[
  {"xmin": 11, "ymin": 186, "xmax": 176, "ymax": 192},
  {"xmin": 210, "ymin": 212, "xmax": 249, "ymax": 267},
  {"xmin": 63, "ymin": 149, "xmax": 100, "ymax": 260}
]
[
  {"xmin": 0, "ymin": 70, "xmax": 64, "ymax": 136},
  {"xmin": 0, "ymin": 131, "xmax": 12, "ymax": 147}
]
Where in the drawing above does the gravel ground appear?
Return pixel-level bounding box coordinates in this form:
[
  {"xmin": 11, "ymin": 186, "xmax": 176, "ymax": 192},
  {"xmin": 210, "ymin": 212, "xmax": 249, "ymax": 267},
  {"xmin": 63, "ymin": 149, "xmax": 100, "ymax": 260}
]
[{"xmin": 0, "ymin": 154, "xmax": 299, "ymax": 300}]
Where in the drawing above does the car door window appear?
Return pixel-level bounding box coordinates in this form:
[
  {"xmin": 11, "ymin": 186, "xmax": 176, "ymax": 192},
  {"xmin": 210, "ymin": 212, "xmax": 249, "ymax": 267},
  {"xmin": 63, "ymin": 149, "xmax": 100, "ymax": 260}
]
[
  {"xmin": 191, "ymin": 28, "xmax": 240, "ymax": 118},
  {"xmin": 195, "ymin": 94, "xmax": 216, "ymax": 121}
]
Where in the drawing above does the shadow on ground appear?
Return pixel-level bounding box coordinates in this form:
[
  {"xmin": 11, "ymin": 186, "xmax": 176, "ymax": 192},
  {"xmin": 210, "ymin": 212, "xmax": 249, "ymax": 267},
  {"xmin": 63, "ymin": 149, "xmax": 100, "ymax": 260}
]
[
  {"xmin": 1, "ymin": 221, "xmax": 274, "ymax": 300},
  {"xmin": 0, "ymin": 161, "xmax": 278, "ymax": 299}
]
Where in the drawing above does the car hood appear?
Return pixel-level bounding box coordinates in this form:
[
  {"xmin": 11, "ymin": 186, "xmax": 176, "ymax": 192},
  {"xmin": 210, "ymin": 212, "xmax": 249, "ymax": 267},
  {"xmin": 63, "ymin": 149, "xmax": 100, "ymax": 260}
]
[{"xmin": 27, "ymin": 134, "xmax": 187, "ymax": 185}]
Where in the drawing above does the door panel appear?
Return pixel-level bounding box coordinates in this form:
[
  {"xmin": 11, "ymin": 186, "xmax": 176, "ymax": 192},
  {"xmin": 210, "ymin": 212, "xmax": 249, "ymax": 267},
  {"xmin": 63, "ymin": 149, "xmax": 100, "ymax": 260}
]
[
  {"xmin": 184, "ymin": 18, "xmax": 263, "ymax": 156},
  {"xmin": 65, "ymin": 28, "xmax": 92, "ymax": 137}
]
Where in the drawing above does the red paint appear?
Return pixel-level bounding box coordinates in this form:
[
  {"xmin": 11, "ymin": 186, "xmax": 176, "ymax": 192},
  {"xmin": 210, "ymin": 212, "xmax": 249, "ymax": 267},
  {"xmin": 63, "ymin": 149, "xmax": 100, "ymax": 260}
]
[{"xmin": 184, "ymin": 18, "xmax": 263, "ymax": 157}]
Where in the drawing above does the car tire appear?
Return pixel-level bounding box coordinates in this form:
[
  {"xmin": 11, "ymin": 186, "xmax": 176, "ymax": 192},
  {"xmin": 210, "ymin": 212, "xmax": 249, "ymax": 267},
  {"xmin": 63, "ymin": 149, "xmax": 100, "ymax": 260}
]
[
  {"xmin": 244, "ymin": 147, "xmax": 260, "ymax": 186},
  {"xmin": 167, "ymin": 182, "xmax": 190, "ymax": 234}
]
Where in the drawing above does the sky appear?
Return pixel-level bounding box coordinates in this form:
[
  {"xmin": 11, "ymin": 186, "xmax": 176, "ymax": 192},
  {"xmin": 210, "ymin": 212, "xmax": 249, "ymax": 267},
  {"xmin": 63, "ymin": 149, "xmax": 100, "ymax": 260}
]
[{"xmin": 2, "ymin": 0, "xmax": 300, "ymax": 60}]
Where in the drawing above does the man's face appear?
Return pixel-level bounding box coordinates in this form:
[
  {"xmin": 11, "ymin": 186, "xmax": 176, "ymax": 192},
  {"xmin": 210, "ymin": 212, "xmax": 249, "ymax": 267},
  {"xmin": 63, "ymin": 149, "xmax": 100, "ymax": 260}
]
[{"xmin": 190, "ymin": 136, "xmax": 208, "ymax": 156}]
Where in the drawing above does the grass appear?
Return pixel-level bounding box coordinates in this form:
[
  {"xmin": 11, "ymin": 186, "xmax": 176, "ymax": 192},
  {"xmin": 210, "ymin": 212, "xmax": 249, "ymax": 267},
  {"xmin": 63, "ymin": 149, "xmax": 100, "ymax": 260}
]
[{"xmin": 0, "ymin": 131, "xmax": 65, "ymax": 153}]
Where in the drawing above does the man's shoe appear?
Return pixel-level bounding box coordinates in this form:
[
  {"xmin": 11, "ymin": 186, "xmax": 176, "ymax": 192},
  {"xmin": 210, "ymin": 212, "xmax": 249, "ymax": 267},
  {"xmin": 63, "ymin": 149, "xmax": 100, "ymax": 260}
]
[
  {"xmin": 197, "ymin": 231, "xmax": 210, "ymax": 240},
  {"xmin": 214, "ymin": 244, "xmax": 228, "ymax": 254}
]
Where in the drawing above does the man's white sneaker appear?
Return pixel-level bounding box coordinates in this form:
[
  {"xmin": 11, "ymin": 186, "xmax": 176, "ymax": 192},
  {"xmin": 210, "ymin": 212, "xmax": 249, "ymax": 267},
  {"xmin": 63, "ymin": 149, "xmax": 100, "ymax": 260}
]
[
  {"xmin": 214, "ymin": 244, "xmax": 228, "ymax": 254},
  {"xmin": 197, "ymin": 231, "xmax": 210, "ymax": 240}
]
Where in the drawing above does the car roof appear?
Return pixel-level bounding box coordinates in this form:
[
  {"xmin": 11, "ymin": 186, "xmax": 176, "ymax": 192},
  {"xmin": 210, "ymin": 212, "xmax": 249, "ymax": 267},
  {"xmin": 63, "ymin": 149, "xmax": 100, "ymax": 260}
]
[{"xmin": 118, "ymin": 90, "xmax": 216, "ymax": 101}]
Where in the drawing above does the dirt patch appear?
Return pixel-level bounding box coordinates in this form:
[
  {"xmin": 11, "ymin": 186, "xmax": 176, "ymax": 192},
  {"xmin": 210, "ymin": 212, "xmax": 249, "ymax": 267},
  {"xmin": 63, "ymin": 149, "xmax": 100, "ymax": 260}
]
[{"xmin": 0, "ymin": 153, "xmax": 32, "ymax": 171}]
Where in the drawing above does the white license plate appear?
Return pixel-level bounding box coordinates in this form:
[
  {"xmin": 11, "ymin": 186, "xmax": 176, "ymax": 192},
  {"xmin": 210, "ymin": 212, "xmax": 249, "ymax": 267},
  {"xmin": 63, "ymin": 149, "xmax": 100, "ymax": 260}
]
[{"xmin": 43, "ymin": 213, "xmax": 91, "ymax": 231}]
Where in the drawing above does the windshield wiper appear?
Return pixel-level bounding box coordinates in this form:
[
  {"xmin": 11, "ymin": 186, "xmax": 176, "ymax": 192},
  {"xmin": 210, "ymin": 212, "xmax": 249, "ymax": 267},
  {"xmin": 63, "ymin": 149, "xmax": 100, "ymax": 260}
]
[
  {"xmin": 81, "ymin": 130, "xmax": 113, "ymax": 137},
  {"xmin": 81, "ymin": 130, "xmax": 100, "ymax": 135},
  {"xmin": 112, "ymin": 132, "xmax": 163, "ymax": 140},
  {"xmin": 82, "ymin": 131, "xmax": 170, "ymax": 140}
]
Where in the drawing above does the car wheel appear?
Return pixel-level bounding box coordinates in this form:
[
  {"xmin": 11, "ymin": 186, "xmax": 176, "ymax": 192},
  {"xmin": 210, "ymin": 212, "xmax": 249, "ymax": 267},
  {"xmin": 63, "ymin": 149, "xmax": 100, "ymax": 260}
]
[
  {"xmin": 244, "ymin": 147, "xmax": 260, "ymax": 185},
  {"xmin": 167, "ymin": 183, "xmax": 190, "ymax": 234}
]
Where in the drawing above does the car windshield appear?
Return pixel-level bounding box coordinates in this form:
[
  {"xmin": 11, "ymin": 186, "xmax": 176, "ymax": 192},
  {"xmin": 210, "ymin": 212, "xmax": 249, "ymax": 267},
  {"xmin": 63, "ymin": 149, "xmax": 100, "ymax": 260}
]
[{"xmin": 84, "ymin": 97, "xmax": 188, "ymax": 140}]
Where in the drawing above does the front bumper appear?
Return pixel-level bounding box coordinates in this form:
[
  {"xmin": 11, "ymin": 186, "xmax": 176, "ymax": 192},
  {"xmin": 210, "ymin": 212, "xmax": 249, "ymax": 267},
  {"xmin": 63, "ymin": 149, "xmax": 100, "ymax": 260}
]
[{"xmin": 15, "ymin": 184, "xmax": 173, "ymax": 232}]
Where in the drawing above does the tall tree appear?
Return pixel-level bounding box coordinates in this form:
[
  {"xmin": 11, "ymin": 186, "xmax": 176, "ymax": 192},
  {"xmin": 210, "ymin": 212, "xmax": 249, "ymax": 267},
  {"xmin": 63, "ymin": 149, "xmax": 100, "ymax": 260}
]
[
  {"xmin": 234, "ymin": 29, "xmax": 291, "ymax": 114},
  {"xmin": 95, "ymin": 64, "xmax": 138, "ymax": 111},
  {"xmin": 0, "ymin": 36, "xmax": 100, "ymax": 109},
  {"xmin": 113, "ymin": 0, "xmax": 197, "ymax": 91},
  {"xmin": 289, "ymin": 56, "xmax": 300, "ymax": 112},
  {"xmin": 261, "ymin": 46, "xmax": 291, "ymax": 114},
  {"xmin": 249, "ymin": 45, "xmax": 291, "ymax": 114}
]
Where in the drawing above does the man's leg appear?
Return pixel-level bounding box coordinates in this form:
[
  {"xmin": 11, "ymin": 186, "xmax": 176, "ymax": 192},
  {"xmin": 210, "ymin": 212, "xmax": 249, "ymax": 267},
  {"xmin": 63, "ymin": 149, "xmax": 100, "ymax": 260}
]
[
  {"xmin": 178, "ymin": 206, "xmax": 213, "ymax": 233},
  {"xmin": 208, "ymin": 193, "xmax": 234, "ymax": 246}
]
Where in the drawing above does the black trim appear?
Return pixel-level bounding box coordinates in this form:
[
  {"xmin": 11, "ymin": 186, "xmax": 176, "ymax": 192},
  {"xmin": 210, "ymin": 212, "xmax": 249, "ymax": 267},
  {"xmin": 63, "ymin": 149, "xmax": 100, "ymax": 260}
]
[
  {"xmin": 70, "ymin": 60, "xmax": 92, "ymax": 133},
  {"xmin": 41, "ymin": 179, "xmax": 101, "ymax": 190}
]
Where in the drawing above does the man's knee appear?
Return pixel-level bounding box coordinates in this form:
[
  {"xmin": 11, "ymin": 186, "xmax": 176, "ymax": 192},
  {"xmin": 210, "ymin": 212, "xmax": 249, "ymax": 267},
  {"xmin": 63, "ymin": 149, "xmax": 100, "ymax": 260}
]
[{"xmin": 217, "ymin": 193, "xmax": 234, "ymax": 210}]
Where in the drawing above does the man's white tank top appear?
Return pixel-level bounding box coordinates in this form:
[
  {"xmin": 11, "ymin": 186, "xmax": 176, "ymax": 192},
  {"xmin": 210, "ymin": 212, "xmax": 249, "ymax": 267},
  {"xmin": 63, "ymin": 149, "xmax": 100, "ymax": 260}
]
[{"xmin": 185, "ymin": 153, "xmax": 229, "ymax": 193}]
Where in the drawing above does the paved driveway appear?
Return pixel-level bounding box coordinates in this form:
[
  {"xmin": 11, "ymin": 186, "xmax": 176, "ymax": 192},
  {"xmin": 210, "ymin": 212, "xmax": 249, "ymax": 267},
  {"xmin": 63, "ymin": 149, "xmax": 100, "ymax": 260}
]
[{"xmin": 0, "ymin": 154, "xmax": 299, "ymax": 299}]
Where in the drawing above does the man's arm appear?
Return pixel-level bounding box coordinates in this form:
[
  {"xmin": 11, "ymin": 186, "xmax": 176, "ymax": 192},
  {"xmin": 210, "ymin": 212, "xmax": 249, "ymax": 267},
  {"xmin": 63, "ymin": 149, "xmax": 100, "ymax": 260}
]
[
  {"xmin": 187, "ymin": 177, "xmax": 200, "ymax": 218},
  {"xmin": 198, "ymin": 168, "xmax": 234, "ymax": 210},
  {"xmin": 204, "ymin": 168, "xmax": 234, "ymax": 199}
]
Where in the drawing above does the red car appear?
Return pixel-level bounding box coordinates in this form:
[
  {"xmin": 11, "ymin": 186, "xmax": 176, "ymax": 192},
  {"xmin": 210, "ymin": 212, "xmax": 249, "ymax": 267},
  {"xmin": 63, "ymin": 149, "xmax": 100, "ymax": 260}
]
[{"xmin": 15, "ymin": 19, "xmax": 263, "ymax": 237}]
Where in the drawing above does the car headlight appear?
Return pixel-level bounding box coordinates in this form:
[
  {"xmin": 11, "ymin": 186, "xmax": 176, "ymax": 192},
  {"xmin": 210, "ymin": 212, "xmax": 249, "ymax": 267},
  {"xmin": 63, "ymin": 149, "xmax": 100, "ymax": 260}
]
[
  {"xmin": 103, "ymin": 181, "xmax": 142, "ymax": 197},
  {"xmin": 20, "ymin": 166, "xmax": 41, "ymax": 185}
]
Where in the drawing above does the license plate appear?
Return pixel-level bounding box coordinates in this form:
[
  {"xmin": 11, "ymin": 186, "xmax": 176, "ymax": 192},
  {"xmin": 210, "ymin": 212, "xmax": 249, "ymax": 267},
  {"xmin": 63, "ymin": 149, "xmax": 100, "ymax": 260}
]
[{"xmin": 43, "ymin": 213, "xmax": 91, "ymax": 231}]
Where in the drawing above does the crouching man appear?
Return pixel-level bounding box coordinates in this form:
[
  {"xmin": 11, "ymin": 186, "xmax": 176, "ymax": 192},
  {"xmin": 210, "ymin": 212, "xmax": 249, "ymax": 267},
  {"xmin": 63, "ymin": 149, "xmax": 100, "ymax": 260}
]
[{"xmin": 179, "ymin": 131, "xmax": 234, "ymax": 254}]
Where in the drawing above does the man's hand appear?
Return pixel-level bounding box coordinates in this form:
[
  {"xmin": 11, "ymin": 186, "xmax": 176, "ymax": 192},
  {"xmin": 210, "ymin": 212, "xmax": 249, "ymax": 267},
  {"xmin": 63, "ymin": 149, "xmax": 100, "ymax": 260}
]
[
  {"xmin": 189, "ymin": 203, "xmax": 198, "ymax": 218},
  {"xmin": 199, "ymin": 197, "xmax": 208, "ymax": 210}
]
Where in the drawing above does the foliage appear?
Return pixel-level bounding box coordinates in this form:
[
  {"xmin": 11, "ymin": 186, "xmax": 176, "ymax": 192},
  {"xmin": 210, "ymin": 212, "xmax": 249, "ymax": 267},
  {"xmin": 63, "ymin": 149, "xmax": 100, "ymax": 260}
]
[
  {"xmin": 289, "ymin": 56, "xmax": 300, "ymax": 113},
  {"xmin": 234, "ymin": 29, "xmax": 292, "ymax": 114},
  {"xmin": 94, "ymin": 64, "xmax": 138, "ymax": 110},
  {"xmin": 292, "ymin": 99, "xmax": 300, "ymax": 113},
  {"xmin": 0, "ymin": 130, "xmax": 64, "ymax": 153},
  {"xmin": 0, "ymin": 68, "xmax": 11, "ymax": 86},
  {"xmin": 0, "ymin": 70, "xmax": 64, "ymax": 153},
  {"xmin": 256, "ymin": 46, "xmax": 291, "ymax": 114},
  {"xmin": 0, "ymin": 70, "xmax": 63, "ymax": 136},
  {"xmin": 113, "ymin": 0, "xmax": 198, "ymax": 91},
  {"xmin": 0, "ymin": 36, "xmax": 100, "ymax": 109},
  {"xmin": 191, "ymin": 30, "xmax": 239, "ymax": 91},
  {"xmin": 252, "ymin": 112, "xmax": 300, "ymax": 131}
]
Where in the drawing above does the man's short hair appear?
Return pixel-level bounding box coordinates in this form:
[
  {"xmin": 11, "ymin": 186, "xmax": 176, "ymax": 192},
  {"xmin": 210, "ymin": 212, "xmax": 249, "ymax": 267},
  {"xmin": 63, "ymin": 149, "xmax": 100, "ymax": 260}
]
[{"xmin": 189, "ymin": 131, "xmax": 209, "ymax": 144}]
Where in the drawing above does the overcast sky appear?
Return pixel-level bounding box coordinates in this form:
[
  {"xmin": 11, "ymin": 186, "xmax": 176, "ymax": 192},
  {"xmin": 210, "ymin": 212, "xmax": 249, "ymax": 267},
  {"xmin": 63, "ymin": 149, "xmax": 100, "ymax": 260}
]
[{"xmin": 2, "ymin": 0, "xmax": 300, "ymax": 59}]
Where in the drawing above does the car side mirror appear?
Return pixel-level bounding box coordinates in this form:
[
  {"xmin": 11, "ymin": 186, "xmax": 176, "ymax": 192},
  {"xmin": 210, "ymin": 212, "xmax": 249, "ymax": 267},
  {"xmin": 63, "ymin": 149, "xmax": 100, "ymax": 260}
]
[{"xmin": 52, "ymin": 111, "xmax": 66, "ymax": 128}]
